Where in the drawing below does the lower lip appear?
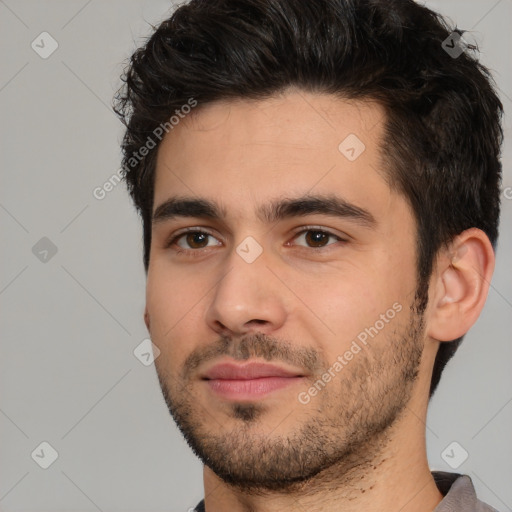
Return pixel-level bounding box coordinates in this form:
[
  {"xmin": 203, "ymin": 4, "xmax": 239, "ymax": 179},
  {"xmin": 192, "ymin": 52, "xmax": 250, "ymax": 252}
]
[{"xmin": 205, "ymin": 377, "xmax": 303, "ymax": 400}]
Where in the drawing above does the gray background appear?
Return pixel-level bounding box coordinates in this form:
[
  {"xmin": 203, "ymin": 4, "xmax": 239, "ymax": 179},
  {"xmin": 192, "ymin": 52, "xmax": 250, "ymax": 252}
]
[{"xmin": 0, "ymin": 0, "xmax": 511, "ymax": 510}]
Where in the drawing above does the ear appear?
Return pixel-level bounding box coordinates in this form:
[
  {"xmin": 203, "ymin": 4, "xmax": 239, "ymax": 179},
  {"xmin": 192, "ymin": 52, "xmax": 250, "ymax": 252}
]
[
  {"xmin": 144, "ymin": 306, "xmax": 151, "ymax": 332},
  {"xmin": 427, "ymin": 228, "xmax": 495, "ymax": 341}
]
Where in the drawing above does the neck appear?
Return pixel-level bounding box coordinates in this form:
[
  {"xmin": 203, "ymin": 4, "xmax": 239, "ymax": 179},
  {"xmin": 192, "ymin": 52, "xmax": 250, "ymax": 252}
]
[{"xmin": 201, "ymin": 403, "xmax": 443, "ymax": 512}]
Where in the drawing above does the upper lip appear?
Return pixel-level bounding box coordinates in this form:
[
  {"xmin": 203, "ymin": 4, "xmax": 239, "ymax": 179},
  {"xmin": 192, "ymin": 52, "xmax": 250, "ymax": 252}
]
[{"xmin": 202, "ymin": 361, "xmax": 304, "ymax": 380}]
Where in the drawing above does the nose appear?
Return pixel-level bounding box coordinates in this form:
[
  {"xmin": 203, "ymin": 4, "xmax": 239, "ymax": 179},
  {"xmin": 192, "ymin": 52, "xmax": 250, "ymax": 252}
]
[{"xmin": 204, "ymin": 246, "xmax": 288, "ymax": 337}]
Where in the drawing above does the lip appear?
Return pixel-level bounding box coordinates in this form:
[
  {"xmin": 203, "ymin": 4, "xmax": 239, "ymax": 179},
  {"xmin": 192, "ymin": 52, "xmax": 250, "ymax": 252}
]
[
  {"xmin": 201, "ymin": 361, "xmax": 305, "ymax": 400},
  {"xmin": 203, "ymin": 362, "xmax": 304, "ymax": 380}
]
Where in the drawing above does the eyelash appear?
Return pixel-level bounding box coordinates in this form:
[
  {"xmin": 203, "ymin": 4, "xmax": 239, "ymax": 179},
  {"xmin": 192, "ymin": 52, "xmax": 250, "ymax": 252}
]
[{"xmin": 164, "ymin": 226, "xmax": 347, "ymax": 256}]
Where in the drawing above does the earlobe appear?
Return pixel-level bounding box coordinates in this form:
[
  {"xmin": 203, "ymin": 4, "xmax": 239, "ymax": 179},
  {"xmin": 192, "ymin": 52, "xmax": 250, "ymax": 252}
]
[
  {"xmin": 427, "ymin": 228, "xmax": 495, "ymax": 342},
  {"xmin": 144, "ymin": 307, "xmax": 151, "ymax": 332}
]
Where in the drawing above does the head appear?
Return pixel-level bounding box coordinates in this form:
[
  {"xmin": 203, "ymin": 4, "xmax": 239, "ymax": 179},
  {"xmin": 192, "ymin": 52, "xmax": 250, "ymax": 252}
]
[{"xmin": 114, "ymin": 0, "xmax": 502, "ymax": 491}]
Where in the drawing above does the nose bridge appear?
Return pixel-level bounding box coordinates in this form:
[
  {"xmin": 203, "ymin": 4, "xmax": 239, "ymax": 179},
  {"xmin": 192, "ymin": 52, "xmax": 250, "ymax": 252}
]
[{"xmin": 205, "ymin": 239, "xmax": 287, "ymax": 334}]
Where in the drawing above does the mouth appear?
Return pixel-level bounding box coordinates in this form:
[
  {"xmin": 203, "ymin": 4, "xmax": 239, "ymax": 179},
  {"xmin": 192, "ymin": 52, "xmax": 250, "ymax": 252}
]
[{"xmin": 201, "ymin": 361, "xmax": 306, "ymax": 400}]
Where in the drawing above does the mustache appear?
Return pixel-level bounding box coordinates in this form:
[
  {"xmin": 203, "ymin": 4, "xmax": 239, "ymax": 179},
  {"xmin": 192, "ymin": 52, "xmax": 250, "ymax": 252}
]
[{"xmin": 182, "ymin": 332, "xmax": 323, "ymax": 379}]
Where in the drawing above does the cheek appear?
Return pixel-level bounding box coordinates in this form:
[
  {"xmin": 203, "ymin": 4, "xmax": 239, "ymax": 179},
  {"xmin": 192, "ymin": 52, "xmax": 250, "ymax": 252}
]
[
  {"xmin": 287, "ymin": 267, "xmax": 381, "ymax": 351},
  {"xmin": 293, "ymin": 257, "xmax": 414, "ymax": 352},
  {"xmin": 145, "ymin": 267, "xmax": 203, "ymax": 363},
  {"xmin": 146, "ymin": 260, "xmax": 205, "ymax": 324}
]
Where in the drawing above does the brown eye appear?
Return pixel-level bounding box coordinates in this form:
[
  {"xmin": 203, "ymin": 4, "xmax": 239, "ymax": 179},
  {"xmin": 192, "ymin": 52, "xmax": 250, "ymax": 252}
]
[
  {"xmin": 304, "ymin": 230, "xmax": 331, "ymax": 247},
  {"xmin": 184, "ymin": 232, "xmax": 209, "ymax": 249},
  {"xmin": 169, "ymin": 230, "xmax": 221, "ymax": 251}
]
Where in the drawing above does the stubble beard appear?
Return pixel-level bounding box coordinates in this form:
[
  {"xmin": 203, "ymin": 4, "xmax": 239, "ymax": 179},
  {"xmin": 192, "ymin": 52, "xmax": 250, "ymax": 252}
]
[{"xmin": 155, "ymin": 302, "xmax": 425, "ymax": 494}]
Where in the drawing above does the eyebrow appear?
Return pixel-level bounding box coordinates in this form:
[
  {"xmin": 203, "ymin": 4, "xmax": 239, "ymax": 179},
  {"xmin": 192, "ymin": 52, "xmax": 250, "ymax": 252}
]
[{"xmin": 152, "ymin": 194, "xmax": 376, "ymax": 229}]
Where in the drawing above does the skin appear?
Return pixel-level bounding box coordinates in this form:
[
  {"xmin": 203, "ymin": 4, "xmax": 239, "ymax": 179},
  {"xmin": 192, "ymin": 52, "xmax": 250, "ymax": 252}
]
[{"xmin": 144, "ymin": 89, "xmax": 494, "ymax": 512}]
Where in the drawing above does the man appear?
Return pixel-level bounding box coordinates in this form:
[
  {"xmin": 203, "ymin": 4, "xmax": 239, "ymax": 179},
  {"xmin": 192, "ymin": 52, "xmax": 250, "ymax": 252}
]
[{"xmin": 113, "ymin": 0, "xmax": 503, "ymax": 510}]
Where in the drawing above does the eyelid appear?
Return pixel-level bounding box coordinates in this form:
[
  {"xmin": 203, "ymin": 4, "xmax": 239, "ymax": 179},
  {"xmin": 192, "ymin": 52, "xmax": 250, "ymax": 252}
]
[{"xmin": 289, "ymin": 225, "xmax": 349, "ymax": 241}]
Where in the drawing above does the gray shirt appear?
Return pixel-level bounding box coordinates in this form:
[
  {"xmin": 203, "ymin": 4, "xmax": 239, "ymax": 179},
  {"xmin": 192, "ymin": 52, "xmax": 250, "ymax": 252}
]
[
  {"xmin": 433, "ymin": 471, "xmax": 499, "ymax": 512},
  {"xmin": 193, "ymin": 471, "xmax": 499, "ymax": 511}
]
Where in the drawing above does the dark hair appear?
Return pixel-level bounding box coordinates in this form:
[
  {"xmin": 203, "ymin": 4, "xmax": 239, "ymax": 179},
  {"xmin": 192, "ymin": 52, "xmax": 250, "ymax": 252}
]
[{"xmin": 113, "ymin": 0, "xmax": 503, "ymax": 398}]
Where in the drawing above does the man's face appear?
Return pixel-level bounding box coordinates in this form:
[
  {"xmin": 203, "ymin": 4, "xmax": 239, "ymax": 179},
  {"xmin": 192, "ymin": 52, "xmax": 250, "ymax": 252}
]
[{"xmin": 146, "ymin": 90, "xmax": 426, "ymax": 490}]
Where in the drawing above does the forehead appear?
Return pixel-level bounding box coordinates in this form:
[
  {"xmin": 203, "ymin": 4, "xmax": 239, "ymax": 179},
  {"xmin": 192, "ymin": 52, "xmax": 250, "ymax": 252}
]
[{"xmin": 153, "ymin": 90, "xmax": 393, "ymax": 222}]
